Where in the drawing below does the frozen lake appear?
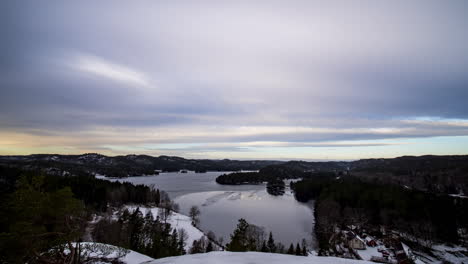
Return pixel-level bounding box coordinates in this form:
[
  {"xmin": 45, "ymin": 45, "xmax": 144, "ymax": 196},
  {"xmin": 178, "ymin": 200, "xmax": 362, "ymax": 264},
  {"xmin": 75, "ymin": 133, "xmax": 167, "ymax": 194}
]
[{"xmin": 105, "ymin": 171, "xmax": 315, "ymax": 247}]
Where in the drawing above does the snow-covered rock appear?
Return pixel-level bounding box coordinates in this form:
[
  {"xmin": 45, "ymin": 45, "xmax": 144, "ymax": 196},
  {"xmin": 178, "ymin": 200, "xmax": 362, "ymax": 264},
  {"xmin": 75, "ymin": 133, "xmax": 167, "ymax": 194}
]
[
  {"xmin": 65, "ymin": 242, "xmax": 154, "ymax": 264},
  {"xmin": 121, "ymin": 249, "xmax": 154, "ymax": 264},
  {"xmin": 147, "ymin": 251, "xmax": 374, "ymax": 264}
]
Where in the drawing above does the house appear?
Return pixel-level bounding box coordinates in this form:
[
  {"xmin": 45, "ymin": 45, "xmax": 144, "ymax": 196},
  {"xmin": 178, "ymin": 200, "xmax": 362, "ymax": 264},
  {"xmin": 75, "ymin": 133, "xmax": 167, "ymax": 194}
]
[
  {"xmin": 395, "ymin": 249, "xmax": 410, "ymax": 264},
  {"xmin": 348, "ymin": 236, "xmax": 366, "ymax": 250},
  {"xmin": 365, "ymin": 237, "xmax": 378, "ymax": 247}
]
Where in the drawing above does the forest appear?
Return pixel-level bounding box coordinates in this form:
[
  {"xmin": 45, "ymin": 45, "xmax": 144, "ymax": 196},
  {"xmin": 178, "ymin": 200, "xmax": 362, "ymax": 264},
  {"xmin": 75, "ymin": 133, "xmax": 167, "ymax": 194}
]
[
  {"xmin": 0, "ymin": 166, "xmax": 173, "ymax": 263},
  {"xmin": 291, "ymin": 176, "xmax": 468, "ymax": 251}
]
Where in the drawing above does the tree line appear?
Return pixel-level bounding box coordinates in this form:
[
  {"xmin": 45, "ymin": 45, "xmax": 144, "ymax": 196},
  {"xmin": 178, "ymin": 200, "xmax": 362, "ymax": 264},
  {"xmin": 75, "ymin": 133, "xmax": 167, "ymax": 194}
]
[
  {"xmin": 93, "ymin": 207, "xmax": 186, "ymax": 259},
  {"xmin": 225, "ymin": 218, "xmax": 308, "ymax": 256}
]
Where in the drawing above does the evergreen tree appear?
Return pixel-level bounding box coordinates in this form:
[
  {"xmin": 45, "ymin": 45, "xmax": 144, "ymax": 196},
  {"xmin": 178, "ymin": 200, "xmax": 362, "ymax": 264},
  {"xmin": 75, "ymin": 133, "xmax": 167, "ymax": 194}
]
[
  {"xmin": 142, "ymin": 211, "xmax": 154, "ymax": 241},
  {"xmin": 189, "ymin": 239, "xmax": 204, "ymax": 254},
  {"xmin": 170, "ymin": 229, "xmax": 180, "ymax": 256},
  {"xmin": 129, "ymin": 208, "xmax": 144, "ymax": 251},
  {"xmin": 301, "ymin": 239, "xmax": 307, "ymax": 256},
  {"xmin": 0, "ymin": 174, "xmax": 85, "ymax": 263},
  {"xmin": 302, "ymin": 244, "xmax": 307, "ymax": 256},
  {"xmin": 287, "ymin": 243, "xmax": 295, "ymax": 255},
  {"xmin": 295, "ymin": 243, "xmax": 301, "ymax": 256},
  {"xmin": 120, "ymin": 209, "xmax": 131, "ymax": 224},
  {"xmin": 155, "ymin": 189, "xmax": 161, "ymax": 205},
  {"xmin": 226, "ymin": 218, "xmax": 250, "ymax": 252},
  {"xmin": 178, "ymin": 229, "xmax": 188, "ymax": 255},
  {"xmin": 267, "ymin": 232, "xmax": 276, "ymax": 253},
  {"xmin": 261, "ymin": 241, "xmax": 268, "ymax": 252},
  {"xmin": 149, "ymin": 221, "xmax": 163, "ymax": 258},
  {"xmin": 206, "ymin": 241, "xmax": 214, "ymax": 252}
]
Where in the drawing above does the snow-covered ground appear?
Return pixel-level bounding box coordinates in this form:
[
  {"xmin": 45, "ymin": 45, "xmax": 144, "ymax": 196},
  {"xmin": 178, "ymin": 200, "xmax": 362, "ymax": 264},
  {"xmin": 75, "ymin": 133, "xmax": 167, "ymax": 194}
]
[
  {"xmin": 125, "ymin": 205, "xmax": 206, "ymax": 252},
  {"xmin": 121, "ymin": 249, "xmax": 154, "ymax": 264},
  {"xmin": 449, "ymin": 193, "xmax": 468, "ymax": 199},
  {"xmin": 147, "ymin": 251, "xmax": 374, "ymax": 264},
  {"xmin": 355, "ymin": 245, "xmax": 381, "ymax": 261},
  {"xmin": 72, "ymin": 242, "xmax": 376, "ymax": 264},
  {"xmin": 78, "ymin": 241, "xmax": 468, "ymax": 264}
]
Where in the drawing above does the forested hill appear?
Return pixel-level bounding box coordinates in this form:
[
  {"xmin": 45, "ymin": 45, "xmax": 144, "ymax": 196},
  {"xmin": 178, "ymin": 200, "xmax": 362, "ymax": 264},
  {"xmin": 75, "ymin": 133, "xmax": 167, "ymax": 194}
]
[
  {"xmin": 1, "ymin": 154, "xmax": 467, "ymax": 193},
  {"xmin": 349, "ymin": 155, "xmax": 468, "ymax": 195},
  {"xmin": 0, "ymin": 154, "xmax": 283, "ymax": 177},
  {"xmin": 217, "ymin": 155, "xmax": 468, "ymax": 195}
]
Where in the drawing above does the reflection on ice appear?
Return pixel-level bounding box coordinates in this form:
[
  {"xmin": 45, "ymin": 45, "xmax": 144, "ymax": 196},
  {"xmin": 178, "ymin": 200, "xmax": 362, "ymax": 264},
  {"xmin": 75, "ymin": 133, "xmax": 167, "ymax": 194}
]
[{"xmin": 202, "ymin": 192, "xmax": 235, "ymax": 206}]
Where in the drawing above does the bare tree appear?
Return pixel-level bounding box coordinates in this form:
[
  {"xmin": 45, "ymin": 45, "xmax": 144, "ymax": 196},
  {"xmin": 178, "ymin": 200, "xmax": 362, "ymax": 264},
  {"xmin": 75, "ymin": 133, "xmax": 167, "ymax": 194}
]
[
  {"xmin": 246, "ymin": 224, "xmax": 266, "ymax": 250},
  {"xmin": 172, "ymin": 202, "xmax": 180, "ymax": 213},
  {"xmin": 207, "ymin": 230, "xmax": 216, "ymax": 241},
  {"xmin": 158, "ymin": 205, "xmax": 170, "ymax": 223},
  {"xmin": 189, "ymin": 206, "xmax": 201, "ymax": 226}
]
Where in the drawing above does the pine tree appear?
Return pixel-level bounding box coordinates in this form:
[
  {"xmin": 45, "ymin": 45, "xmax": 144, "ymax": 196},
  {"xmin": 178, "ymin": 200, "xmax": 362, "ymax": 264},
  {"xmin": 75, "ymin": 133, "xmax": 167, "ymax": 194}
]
[
  {"xmin": 267, "ymin": 232, "xmax": 276, "ymax": 253},
  {"xmin": 226, "ymin": 218, "xmax": 250, "ymax": 252},
  {"xmin": 142, "ymin": 210, "xmax": 154, "ymax": 240},
  {"xmin": 178, "ymin": 229, "xmax": 188, "ymax": 255},
  {"xmin": 206, "ymin": 241, "xmax": 214, "ymax": 252},
  {"xmin": 155, "ymin": 189, "xmax": 161, "ymax": 205},
  {"xmin": 261, "ymin": 241, "xmax": 268, "ymax": 252},
  {"xmin": 120, "ymin": 208, "xmax": 131, "ymax": 224},
  {"xmin": 302, "ymin": 244, "xmax": 307, "ymax": 256},
  {"xmin": 170, "ymin": 229, "xmax": 179, "ymax": 255},
  {"xmin": 287, "ymin": 243, "xmax": 295, "ymax": 254},
  {"xmin": 295, "ymin": 243, "xmax": 301, "ymax": 256},
  {"xmin": 301, "ymin": 239, "xmax": 308, "ymax": 256},
  {"xmin": 129, "ymin": 208, "xmax": 144, "ymax": 251},
  {"xmin": 189, "ymin": 239, "xmax": 204, "ymax": 254},
  {"xmin": 0, "ymin": 174, "xmax": 85, "ymax": 263}
]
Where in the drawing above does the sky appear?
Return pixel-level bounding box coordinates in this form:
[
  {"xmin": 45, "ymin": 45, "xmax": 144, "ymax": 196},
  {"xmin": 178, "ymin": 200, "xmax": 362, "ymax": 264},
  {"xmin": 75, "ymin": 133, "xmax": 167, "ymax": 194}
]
[{"xmin": 1, "ymin": 0, "xmax": 468, "ymax": 160}]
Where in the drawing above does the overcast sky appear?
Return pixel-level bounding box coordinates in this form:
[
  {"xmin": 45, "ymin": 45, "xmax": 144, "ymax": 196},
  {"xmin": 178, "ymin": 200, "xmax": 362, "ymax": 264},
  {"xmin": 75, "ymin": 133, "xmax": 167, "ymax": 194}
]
[{"xmin": 1, "ymin": 0, "xmax": 468, "ymax": 160}]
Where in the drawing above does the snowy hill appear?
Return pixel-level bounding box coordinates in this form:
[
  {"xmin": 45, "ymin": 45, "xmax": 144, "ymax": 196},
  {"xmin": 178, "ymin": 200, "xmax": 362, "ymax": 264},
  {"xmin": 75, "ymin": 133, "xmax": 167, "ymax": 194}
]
[{"xmin": 146, "ymin": 251, "xmax": 373, "ymax": 264}]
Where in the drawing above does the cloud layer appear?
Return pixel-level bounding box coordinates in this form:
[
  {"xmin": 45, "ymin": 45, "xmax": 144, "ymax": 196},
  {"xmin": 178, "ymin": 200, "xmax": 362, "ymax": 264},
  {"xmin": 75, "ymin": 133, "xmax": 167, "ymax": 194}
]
[{"xmin": 1, "ymin": 0, "xmax": 468, "ymax": 159}]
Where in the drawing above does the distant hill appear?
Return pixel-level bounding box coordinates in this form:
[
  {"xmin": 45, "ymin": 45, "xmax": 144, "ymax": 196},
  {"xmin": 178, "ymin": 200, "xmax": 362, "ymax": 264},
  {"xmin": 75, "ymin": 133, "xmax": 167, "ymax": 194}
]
[
  {"xmin": 1, "ymin": 154, "xmax": 467, "ymax": 194},
  {"xmin": 0, "ymin": 153, "xmax": 283, "ymax": 177}
]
